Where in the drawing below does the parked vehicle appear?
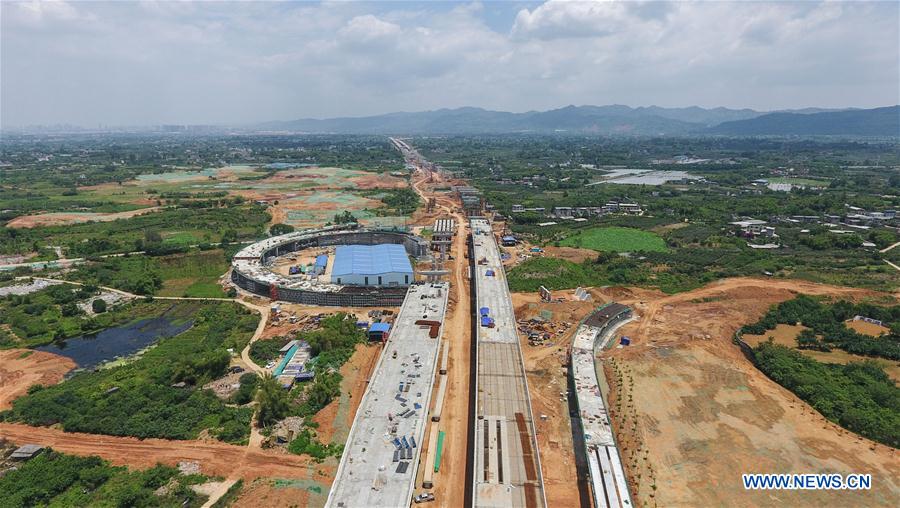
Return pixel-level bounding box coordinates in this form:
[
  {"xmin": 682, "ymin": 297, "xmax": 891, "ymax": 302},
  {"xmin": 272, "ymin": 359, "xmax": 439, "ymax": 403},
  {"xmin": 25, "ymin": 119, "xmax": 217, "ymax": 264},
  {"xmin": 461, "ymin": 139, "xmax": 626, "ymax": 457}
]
[{"xmin": 414, "ymin": 493, "xmax": 435, "ymax": 504}]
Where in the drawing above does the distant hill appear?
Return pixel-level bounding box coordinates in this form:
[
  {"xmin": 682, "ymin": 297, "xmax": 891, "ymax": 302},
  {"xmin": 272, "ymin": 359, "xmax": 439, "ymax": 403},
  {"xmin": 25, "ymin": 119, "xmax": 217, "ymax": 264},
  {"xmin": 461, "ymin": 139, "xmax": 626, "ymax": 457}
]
[
  {"xmin": 256, "ymin": 104, "xmax": 897, "ymax": 136},
  {"xmin": 708, "ymin": 106, "xmax": 899, "ymax": 137},
  {"xmin": 257, "ymin": 105, "xmax": 753, "ymax": 135}
]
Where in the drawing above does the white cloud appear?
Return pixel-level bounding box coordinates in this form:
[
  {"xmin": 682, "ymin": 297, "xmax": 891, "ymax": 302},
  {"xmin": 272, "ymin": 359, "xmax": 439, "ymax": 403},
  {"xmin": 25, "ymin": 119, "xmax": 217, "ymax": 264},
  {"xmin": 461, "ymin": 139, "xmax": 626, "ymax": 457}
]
[
  {"xmin": 511, "ymin": 0, "xmax": 633, "ymax": 40},
  {"xmin": 339, "ymin": 15, "xmax": 402, "ymax": 43},
  {"xmin": 0, "ymin": 0, "xmax": 897, "ymax": 126}
]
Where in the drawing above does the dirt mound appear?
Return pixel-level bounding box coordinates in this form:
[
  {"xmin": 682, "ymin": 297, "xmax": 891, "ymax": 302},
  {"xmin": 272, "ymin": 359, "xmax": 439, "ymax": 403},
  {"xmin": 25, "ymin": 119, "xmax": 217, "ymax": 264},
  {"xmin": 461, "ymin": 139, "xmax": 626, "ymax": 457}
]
[
  {"xmin": 7, "ymin": 207, "xmax": 161, "ymax": 228},
  {"xmin": 540, "ymin": 246, "xmax": 598, "ymax": 264},
  {"xmin": 350, "ymin": 172, "xmax": 408, "ymax": 190},
  {"xmin": 0, "ymin": 349, "xmax": 75, "ymax": 410},
  {"xmin": 596, "ymin": 278, "xmax": 898, "ymax": 506}
]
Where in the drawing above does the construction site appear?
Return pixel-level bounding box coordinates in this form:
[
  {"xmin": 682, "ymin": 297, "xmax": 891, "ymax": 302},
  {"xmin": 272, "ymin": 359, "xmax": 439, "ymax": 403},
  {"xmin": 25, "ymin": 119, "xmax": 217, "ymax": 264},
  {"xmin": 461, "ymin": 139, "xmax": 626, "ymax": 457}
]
[
  {"xmin": 230, "ymin": 225, "xmax": 429, "ymax": 306},
  {"xmin": 570, "ymin": 304, "xmax": 633, "ymax": 508},
  {"xmin": 470, "ymin": 218, "xmax": 546, "ymax": 508},
  {"xmin": 4, "ymin": 138, "xmax": 899, "ymax": 508},
  {"xmin": 326, "ymin": 282, "xmax": 449, "ymax": 507}
]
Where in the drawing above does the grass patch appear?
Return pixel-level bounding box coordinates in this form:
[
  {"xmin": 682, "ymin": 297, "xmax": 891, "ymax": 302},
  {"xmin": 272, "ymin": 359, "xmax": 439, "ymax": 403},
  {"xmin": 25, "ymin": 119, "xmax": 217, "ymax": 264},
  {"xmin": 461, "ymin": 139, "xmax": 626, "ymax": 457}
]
[
  {"xmin": 559, "ymin": 226, "xmax": 667, "ymax": 252},
  {"xmin": 162, "ymin": 231, "xmax": 204, "ymax": 246},
  {"xmin": 69, "ymin": 249, "xmax": 229, "ymax": 297},
  {"xmin": 507, "ymin": 254, "xmax": 711, "ymax": 294}
]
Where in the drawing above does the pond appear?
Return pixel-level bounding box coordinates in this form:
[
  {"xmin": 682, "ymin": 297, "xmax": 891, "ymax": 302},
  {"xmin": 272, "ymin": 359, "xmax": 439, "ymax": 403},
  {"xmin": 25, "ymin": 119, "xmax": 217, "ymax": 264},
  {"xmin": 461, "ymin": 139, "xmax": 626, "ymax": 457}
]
[{"xmin": 35, "ymin": 317, "xmax": 193, "ymax": 370}]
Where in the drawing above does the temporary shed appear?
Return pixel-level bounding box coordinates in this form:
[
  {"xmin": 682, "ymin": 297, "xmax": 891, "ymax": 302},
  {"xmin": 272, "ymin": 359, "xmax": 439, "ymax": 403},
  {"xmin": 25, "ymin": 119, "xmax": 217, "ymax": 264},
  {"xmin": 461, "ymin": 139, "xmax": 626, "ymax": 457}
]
[
  {"xmin": 368, "ymin": 322, "xmax": 391, "ymax": 341},
  {"xmin": 312, "ymin": 254, "xmax": 328, "ymax": 275}
]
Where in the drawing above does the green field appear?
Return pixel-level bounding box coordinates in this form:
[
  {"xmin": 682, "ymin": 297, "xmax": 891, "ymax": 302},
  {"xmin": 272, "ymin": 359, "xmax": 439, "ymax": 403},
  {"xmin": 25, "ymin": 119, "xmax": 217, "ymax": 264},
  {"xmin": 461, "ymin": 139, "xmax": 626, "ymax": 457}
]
[
  {"xmin": 66, "ymin": 249, "xmax": 230, "ymax": 298},
  {"xmin": 766, "ymin": 177, "xmax": 831, "ymax": 186},
  {"xmin": 559, "ymin": 226, "xmax": 667, "ymax": 252}
]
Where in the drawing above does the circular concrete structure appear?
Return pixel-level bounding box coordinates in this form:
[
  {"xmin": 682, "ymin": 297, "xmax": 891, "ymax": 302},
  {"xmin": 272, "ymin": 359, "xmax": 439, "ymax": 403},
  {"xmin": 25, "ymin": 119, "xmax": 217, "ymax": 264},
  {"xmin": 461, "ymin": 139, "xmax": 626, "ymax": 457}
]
[{"xmin": 230, "ymin": 225, "xmax": 429, "ymax": 306}]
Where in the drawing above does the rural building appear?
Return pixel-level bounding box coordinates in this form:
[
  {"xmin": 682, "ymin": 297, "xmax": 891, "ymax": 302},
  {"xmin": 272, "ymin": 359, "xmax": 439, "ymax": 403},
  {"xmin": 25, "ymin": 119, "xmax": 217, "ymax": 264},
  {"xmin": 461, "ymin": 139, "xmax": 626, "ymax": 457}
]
[
  {"xmin": 731, "ymin": 218, "xmax": 771, "ymax": 237},
  {"xmin": 553, "ymin": 206, "xmax": 574, "ymax": 218},
  {"xmin": 275, "ymin": 340, "xmax": 314, "ymax": 388},
  {"xmin": 331, "ymin": 244, "xmax": 413, "ymax": 287},
  {"xmin": 10, "ymin": 444, "xmax": 44, "ymax": 461},
  {"xmin": 603, "ymin": 201, "xmax": 643, "ymax": 215}
]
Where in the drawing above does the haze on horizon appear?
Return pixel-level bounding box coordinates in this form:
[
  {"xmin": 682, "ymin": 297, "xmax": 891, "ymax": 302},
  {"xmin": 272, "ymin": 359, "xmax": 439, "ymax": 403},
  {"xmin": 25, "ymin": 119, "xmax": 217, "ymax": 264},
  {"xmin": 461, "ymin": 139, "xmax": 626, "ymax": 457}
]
[{"xmin": 1, "ymin": 0, "xmax": 898, "ymax": 128}]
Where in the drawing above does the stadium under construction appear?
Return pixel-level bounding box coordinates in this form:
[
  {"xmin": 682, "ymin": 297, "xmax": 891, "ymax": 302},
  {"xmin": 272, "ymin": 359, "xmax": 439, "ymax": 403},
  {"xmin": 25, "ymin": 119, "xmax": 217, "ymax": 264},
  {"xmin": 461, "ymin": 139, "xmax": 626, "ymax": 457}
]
[{"xmin": 230, "ymin": 224, "xmax": 428, "ymax": 306}]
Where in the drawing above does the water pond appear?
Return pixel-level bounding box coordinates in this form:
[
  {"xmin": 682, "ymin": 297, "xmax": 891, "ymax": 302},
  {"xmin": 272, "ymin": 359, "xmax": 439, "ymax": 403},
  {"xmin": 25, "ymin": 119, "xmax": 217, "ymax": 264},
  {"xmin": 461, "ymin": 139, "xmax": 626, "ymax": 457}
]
[{"xmin": 35, "ymin": 317, "xmax": 193, "ymax": 370}]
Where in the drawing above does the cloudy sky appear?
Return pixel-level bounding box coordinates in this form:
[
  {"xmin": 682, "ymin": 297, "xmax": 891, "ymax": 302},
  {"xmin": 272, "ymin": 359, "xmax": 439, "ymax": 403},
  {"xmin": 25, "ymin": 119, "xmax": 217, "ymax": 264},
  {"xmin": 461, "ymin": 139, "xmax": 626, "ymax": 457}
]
[{"xmin": 2, "ymin": 0, "xmax": 898, "ymax": 126}]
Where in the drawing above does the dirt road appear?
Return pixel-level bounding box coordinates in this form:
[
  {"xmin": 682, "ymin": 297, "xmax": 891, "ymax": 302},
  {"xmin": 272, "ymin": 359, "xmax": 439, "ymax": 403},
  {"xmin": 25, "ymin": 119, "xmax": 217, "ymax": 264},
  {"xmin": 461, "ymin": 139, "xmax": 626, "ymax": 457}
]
[
  {"xmin": 0, "ymin": 423, "xmax": 316, "ymax": 480},
  {"xmin": 596, "ymin": 278, "xmax": 898, "ymax": 507},
  {"xmin": 409, "ymin": 167, "xmax": 473, "ymax": 506}
]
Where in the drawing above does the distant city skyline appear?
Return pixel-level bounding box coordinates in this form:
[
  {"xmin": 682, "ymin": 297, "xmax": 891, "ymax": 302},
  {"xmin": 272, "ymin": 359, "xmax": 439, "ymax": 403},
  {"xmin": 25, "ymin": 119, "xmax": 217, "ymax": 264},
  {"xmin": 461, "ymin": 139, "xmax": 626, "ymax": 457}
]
[{"xmin": 2, "ymin": 0, "xmax": 898, "ymax": 127}]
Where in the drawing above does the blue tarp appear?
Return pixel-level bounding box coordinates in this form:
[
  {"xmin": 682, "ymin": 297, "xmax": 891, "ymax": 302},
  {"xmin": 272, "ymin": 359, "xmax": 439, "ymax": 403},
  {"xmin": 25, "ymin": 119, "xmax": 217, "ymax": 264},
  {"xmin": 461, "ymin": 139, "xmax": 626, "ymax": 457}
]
[
  {"xmin": 480, "ymin": 307, "xmax": 490, "ymax": 316},
  {"xmin": 481, "ymin": 316, "xmax": 493, "ymax": 327},
  {"xmin": 315, "ymin": 255, "xmax": 328, "ymax": 267},
  {"xmin": 370, "ymin": 322, "xmax": 391, "ymax": 333}
]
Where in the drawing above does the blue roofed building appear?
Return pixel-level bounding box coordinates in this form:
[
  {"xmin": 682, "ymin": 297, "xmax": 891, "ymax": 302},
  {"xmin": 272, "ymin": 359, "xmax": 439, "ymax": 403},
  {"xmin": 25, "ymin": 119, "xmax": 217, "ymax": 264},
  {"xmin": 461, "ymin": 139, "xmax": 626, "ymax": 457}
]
[
  {"xmin": 331, "ymin": 244, "xmax": 413, "ymax": 287},
  {"xmin": 368, "ymin": 322, "xmax": 391, "ymax": 341}
]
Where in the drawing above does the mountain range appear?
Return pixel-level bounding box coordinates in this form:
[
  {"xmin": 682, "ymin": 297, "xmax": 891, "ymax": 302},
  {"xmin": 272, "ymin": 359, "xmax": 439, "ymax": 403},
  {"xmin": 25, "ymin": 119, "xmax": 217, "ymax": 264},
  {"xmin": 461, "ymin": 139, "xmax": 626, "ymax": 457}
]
[{"xmin": 257, "ymin": 105, "xmax": 899, "ymax": 137}]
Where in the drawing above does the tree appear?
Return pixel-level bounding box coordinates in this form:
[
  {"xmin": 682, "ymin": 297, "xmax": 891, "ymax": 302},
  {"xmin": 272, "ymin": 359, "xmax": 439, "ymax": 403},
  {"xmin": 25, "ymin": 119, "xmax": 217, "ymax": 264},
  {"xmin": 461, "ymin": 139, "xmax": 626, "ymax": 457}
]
[
  {"xmin": 270, "ymin": 223, "xmax": 295, "ymax": 236},
  {"xmin": 796, "ymin": 329, "xmax": 819, "ymax": 349},
  {"xmin": 333, "ymin": 210, "xmax": 357, "ymax": 224},
  {"xmin": 91, "ymin": 298, "xmax": 107, "ymax": 313},
  {"xmin": 144, "ymin": 230, "xmax": 163, "ymax": 245},
  {"xmin": 221, "ymin": 229, "xmax": 238, "ymax": 244},
  {"xmin": 61, "ymin": 303, "xmax": 80, "ymax": 317},
  {"xmin": 255, "ymin": 374, "xmax": 291, "ymax": 427}
]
